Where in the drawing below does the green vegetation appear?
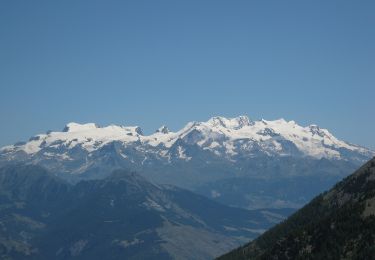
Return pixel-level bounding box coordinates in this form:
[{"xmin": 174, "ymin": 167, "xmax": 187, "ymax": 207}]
[{"xmin": 219, "ymin": 157, "xmax": 375, "ymax": 260}]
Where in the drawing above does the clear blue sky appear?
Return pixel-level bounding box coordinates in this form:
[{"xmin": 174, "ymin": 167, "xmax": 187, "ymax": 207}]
[{"xmin": 0, "ymin": 0, "xmax": 374, "ymax": 148}]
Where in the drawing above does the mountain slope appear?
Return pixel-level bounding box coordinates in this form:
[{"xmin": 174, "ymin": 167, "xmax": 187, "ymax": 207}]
[
  {"xmin": 1, "ymin": 116, "xmax": 372, "ymax": 210},
  {"xmin": 0, "ymin": 165, "xmax": 289, "ymax": 260},
  {"xmin": 218, "ymin": 157, "xmax": 375, "ymax": 260},
  {"xmin": 0, "ymin": 165, "xmax": 70, "ymax": 259}
]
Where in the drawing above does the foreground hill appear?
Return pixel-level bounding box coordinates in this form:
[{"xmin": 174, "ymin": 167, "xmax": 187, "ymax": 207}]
[
  {"xmin": 218, "ymin": 157, "xmax": 375, "ymax": 260},
  {"xmin": 1, "ymin": 116, "xmax": 373, "ymax": 210},
  {"xmin": 0, "ymin": 165, "xmax": 289, "ymax": 260}
]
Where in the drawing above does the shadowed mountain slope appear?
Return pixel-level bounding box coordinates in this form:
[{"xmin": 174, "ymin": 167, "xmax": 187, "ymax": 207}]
[
  {"xmin": 218, "ymin": 157, "xmax": 375, "ymax": 260},
  {"xmin": 0, "ymin": 164, "xmax": 290, "ymax": 260}
]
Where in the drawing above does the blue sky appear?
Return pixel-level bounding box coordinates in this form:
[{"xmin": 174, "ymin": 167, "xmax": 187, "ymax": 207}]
[{"xmin": 0, "ymin": 0, "xmax": 374, "ymax": 148}]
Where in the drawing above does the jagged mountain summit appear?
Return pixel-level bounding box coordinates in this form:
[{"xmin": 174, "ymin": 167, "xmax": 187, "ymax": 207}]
[
  {"xmin": 0, "ymin": 116, "xmax": 373, "ymax": 209},
  {"xmin": 218, "ymin": 157, "xmax": 375, "ymax": 260}
]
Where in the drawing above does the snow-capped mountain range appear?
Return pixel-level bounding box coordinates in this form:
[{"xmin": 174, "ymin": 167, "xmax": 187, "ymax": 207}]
[
  {"xmin": 1, "ymin": 115, "xmax": 373, "ymax": 209},
  {"xmin": 1, "ymin": 115, "xmax": 372, "ymax": 162}
]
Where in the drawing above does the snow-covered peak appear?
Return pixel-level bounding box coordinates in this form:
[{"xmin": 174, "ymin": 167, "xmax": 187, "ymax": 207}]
[
  {"xmin": 134, "ymin": 126, "xmax": 144, "ymax": 135},
  {"xmin": 63, "ymin": 122, "xmax": 100, "ymax": 132},
  {"xmin": 206, "ymin": 115, "xmax": 252, "ymax": 129},
  {"xmin": 156, "ymin": 125, "xmax": 169, "ymax": 134},
  {"xmin": 308, "ymin": 124, "xmax": 327, "ymax": 137},
  {"xmin": 174, "ymin": 116, "xmax": 373, "ymax": 160}
]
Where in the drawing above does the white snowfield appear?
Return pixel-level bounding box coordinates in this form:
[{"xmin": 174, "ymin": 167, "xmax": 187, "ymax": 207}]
[{"xmin": 0, "ymin": 116, "xmax": 373, "ymax": 161}]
